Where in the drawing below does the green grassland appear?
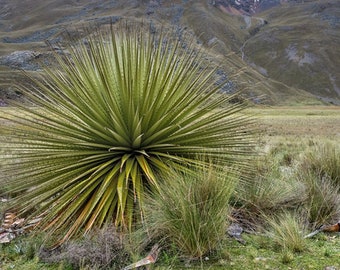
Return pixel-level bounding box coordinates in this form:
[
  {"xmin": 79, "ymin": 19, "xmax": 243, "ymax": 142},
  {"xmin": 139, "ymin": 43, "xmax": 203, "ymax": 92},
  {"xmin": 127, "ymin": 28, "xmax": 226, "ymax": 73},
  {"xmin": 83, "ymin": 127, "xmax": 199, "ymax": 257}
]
[
  {"xmin": 1, "ymin": 106, "xmax": 339, "ymax": 269},
  {"xmin": 253, "ymin": 106, "xmax": 340, "ymax": 138}
]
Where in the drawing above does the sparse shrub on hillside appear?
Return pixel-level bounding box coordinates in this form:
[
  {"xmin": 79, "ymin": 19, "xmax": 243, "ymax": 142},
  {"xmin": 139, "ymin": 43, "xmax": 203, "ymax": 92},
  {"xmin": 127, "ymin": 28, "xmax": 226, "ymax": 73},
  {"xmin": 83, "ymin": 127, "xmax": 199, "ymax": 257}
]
[
  {"xmin": 144, "ymin": 164, "xmax": 237, "ymax": 260},
  {"xmin": 0, "ymin": 22, "xmax": 254, "ymax": 245}
]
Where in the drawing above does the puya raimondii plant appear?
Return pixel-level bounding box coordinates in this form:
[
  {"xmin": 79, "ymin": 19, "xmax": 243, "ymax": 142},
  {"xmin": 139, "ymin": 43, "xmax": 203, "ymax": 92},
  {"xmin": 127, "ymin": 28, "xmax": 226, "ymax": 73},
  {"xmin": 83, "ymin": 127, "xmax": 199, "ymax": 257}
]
[{"xmin": 0, "ymin": 22, "xmax": 254, "ymax": 244}]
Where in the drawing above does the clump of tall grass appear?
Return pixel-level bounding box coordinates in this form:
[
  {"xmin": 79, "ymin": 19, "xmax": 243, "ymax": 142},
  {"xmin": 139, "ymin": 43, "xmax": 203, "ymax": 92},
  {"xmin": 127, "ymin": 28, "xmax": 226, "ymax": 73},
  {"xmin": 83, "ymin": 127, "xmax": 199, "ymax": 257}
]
[
  {"xmin": 298, "ymin": 171, "xmax": 340, "ymax": 228},
  {"xmin": 235, "ymin": 139, "xmax": 340, "ymax": 232},
  {"xmin": 233, "ymin": 152, "xmax": 306, "ymax": 230},
  {"xmin": 237, "ymin": 175, "xmax": 305, "ymax": 213},
  {"xmin": 265, "ymin": 211, "xmax": 307, "ymax": 253},
  {"xmin": 297, "ymin": 141, "xmax": 340, "ymax": 227},
  {"xmin": 144, "ymin": 164, "xmax": 237, "ymax": 260},
  {"xmin": 299, "ymin": 142, "xmax": 340, "ymax": 186}
]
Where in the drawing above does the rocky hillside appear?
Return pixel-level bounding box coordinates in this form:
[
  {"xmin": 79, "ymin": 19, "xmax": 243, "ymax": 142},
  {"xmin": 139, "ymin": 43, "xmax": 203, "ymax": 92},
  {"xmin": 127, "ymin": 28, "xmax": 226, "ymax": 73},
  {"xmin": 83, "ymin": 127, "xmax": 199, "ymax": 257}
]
[
  {"xmin": 212, "ymin": 0, "xmax": 320, "ymax": 15},
  {"xmin": 243, "ymin": 0, "xmax": 340, "ymax": 104},
  {"xmin": 0, "ymin": 0, "xmax": 339, "ymax": 105}
]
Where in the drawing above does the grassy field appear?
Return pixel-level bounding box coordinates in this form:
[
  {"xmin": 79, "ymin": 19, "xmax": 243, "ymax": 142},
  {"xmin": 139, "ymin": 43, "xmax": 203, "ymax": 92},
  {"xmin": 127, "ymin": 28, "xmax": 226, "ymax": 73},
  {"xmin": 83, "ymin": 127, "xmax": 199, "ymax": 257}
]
[
  {"xmin": 252, "ymin": 106, "xmax": 340, "ymax": 138},
  {"xmin": 1, "ymin": 106, "xmax": 339, "ymax": 270}
]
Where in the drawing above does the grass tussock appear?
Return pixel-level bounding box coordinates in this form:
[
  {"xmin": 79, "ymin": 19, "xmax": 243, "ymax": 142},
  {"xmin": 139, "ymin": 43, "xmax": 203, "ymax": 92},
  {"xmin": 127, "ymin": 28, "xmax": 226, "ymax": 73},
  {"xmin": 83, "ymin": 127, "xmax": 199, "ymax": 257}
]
[
  {"xmin": 144, "ymin": 164, "xmax": 237, "ymax": 260},
  {"xmin": 233, "ymin": 151, "xmax": 306, "ymax": 230},
  {"xmin": 265, "ymin": 211, "xmax": 308, "ymax": 253},
  {"xmin": 300, "ymin": 142, "xmax": 340, "ymax": 187},
  {"xmin": 238, "ymin": 138, "xmax": 340, "ymax": 229},
  {"xmin": 298, "ymin": 171, "xmax": 340, "ymax": 227},
  {"xmin": 297, "ymin": 141, "xmax": 340, "ymax": 227}
]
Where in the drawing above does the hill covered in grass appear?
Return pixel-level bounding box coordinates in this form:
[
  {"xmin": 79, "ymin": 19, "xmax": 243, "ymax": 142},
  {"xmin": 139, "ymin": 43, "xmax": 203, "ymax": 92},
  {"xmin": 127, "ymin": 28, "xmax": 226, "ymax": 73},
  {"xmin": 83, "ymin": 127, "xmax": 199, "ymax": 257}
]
[
  {"xmin": 243, "ymin": 0, "xmax": 340, "ymax": 104},
  {"xmin": 0, "ymin": 0, "xmax": 339, "ymax": 105}
]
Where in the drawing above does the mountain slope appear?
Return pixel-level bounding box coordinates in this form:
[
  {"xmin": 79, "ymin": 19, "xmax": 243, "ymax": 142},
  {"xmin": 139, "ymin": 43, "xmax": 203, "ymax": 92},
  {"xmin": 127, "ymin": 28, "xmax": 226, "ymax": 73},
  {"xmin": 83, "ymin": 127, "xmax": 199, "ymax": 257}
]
[
  {"xmin": 243, "ymin": 0, "xmax": 340, "ymax": 104},
  {"xmin": 0, "ymin": 0, "xmax": 338, "ymax": 105}
]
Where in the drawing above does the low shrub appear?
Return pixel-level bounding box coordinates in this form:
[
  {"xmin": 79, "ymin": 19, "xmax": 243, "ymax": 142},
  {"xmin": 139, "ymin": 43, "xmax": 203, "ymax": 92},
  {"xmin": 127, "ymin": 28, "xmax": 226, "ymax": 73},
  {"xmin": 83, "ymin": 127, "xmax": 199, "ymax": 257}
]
[{"xmin": 39, "ymin": 226, "xmax": 130, "ymax": 270}]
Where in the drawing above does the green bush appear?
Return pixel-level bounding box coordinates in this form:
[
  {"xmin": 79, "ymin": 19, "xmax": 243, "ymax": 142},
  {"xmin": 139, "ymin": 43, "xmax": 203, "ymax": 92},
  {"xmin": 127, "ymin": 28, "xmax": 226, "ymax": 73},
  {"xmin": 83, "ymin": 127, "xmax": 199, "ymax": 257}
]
[{"xmin": 0, "ymin": 22, "xmax": 254, "ymax": 244}]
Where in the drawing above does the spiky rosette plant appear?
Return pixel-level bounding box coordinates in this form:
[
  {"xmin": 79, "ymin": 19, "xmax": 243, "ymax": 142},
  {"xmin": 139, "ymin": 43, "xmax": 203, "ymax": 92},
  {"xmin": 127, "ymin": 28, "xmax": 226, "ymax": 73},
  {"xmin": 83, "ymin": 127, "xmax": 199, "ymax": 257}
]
[{"xmin": 0, "ymin": 23, "xmax": 254, "ymax": 244}]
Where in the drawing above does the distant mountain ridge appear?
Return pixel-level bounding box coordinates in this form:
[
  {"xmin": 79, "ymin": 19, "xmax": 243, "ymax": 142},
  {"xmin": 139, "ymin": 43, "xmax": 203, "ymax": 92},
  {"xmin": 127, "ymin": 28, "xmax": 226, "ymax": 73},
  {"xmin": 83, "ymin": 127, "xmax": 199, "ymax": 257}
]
[
  {"xmin": 212, "ymin": 0, "xmax": 306, "ymax": 15},
  {"xmin": 0, "ymin": 0, "xmax": 339, "ymax": 105}
]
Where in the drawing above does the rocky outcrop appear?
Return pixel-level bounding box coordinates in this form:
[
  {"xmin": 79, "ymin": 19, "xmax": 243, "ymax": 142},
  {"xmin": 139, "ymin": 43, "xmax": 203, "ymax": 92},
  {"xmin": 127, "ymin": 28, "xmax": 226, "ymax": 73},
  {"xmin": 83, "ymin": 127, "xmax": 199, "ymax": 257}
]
[
  {"xmin": 211, "ymin": 0, "xmax": 272, "ymax": 15},
  {"xmin": 211, "ymin": 0, "xmax": 311, "ymax": 15},
  {"xmin": 0, "ymin": 50, "xmax": 42, "ymax": 71}
]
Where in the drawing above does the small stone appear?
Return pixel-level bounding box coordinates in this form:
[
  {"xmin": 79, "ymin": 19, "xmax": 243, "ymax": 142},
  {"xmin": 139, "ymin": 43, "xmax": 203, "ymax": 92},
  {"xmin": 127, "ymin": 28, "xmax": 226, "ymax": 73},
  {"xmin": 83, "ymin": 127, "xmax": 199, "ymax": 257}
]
[
  {"xmin": 254, "ymin": 257, "xmax": 267, "ymax": 262},
  {"xmin": 324, "ymin": 266, "xmax": 338, "ymax": 270}
]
